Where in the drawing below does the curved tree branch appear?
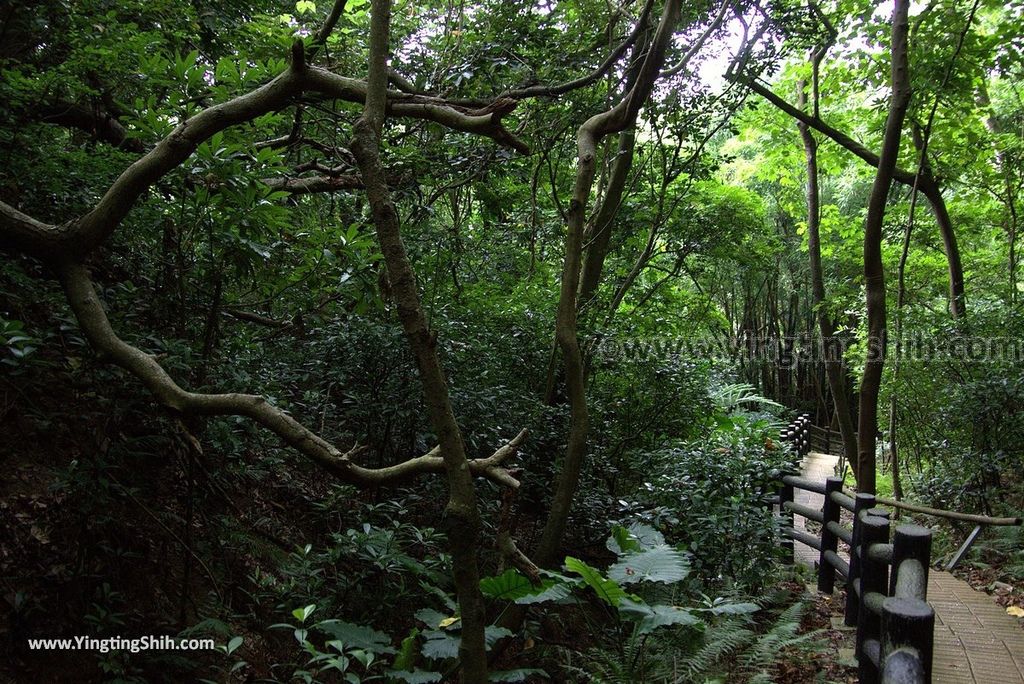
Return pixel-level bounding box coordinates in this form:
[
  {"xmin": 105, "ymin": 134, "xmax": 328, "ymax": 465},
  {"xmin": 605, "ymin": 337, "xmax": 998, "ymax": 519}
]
[
  {"xmin": 535, "ymin": 0, "xmax": 681, "ymax": 568},
  {"xmin": 1, "ymin": 50, "xmax": 528, "ymax": 261},
  {"xmin": 262, "ymin": 174, "xmax": 364, "ymax": 193},
  {"xmin": 37, "ymin": 100, "xmax": 146, "ymax": 152},
  {"xmin": 58, "ymin": 261, "xmax": 525, "ymax": 489},
  {"xmin": 727, "ymin": 70, "xmax": 966, "ymax": 318}
]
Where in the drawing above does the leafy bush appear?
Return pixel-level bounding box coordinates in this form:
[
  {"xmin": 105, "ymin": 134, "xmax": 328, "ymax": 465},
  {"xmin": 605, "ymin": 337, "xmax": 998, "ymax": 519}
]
[{"xmin": 618, "ymin": 417, "xmax": 798, "ymax": 591}]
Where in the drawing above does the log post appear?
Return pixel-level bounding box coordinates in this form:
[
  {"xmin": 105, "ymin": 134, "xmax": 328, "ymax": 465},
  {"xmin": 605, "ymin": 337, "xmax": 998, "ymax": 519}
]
[
  {"xmin": 818, "ymin": 476, "xmax": 843, "ymax": 593},
  {"xmin": 881, "ymin": 597, "xmax": 934, "ymax": 684},
  {"xmin": 858, "ymin": 513, "xmax": 891, "ymax": 684},
  {"xmin": 846, "ymin": 492, "xmax": 877, "ymax": 626},
  {"xmin": 891, "ymin": 524, "xmax": 931, "ymax": 600},
  {"xmin": 780, "ymin": 476, "xmax": 795, "ymax": 564}
]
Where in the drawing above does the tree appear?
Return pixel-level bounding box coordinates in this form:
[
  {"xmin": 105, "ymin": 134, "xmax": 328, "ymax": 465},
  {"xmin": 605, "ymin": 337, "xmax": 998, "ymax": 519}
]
[{"xmin": 856, "ymin": 0, "xmax": 911, "ymax": 493}]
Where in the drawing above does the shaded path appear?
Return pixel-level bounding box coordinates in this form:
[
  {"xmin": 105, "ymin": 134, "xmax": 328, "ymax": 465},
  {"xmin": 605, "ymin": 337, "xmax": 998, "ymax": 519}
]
[{"xmin": 790, "ymin": 452, "xmax": 1024, "ymax": 683}]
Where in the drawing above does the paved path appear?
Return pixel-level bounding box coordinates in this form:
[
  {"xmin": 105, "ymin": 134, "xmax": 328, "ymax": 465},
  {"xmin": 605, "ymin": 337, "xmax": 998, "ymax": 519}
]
[
  {"xmin": 791, "ymin": 451, "xmax": 838, "ymax": 567},
  {"xmin": 929, "ymin": 571, "xmax": 1024, "ymax": 683},
  {"xmin": 791, "ymin": 452, "xmax": 1024, "ymax": 683}
]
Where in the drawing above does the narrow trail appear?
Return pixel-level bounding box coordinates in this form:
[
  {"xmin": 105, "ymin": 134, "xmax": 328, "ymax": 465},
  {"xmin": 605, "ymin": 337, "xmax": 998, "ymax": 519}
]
[{"xmin": 791, "ymin": 452, "xmax": 1024, "ymax": 683}]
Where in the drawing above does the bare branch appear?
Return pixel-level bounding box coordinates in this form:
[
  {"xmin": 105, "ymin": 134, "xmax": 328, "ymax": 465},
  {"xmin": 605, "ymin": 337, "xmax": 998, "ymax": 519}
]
[
  {"xmin": 57, "ymin": 261, "xmax": 524, "ymax": 489},
  {"xmin": 37, "ymin": 100, "xmax": 145, "ymax": 152},
  {"xmin": 262, "ymin": 174, "xmax": 364, "ymax": 193},
  {"xmin": 499, "ymin": 0, "xmax": 656, "ymax": 101},
  {"xmin": 661, "ymin": 0, "xmax": 732, "ymax": 78},
  {"xmin": 2, "ymin": 54, "xmax": 528, "ymax": 261}
]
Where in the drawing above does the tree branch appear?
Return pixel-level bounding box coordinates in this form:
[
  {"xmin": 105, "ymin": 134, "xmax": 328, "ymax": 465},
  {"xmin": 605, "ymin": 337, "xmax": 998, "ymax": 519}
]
[
  {"xmin": 308, "ymin": 0, "xmax": 349, "ymax": 60},
  {"xmin": 57, "ymin": 261, "xmax": 524, "ymax": 489},
  {"xmin": 36, "ymin": 100, "xmax": 145, "ymax": 152},
  {"xmin": 1, "ymin": 52, "xmax": 528, "ymax": 261},
  {"xmin": 262, "ymin": 174, "xmax": 364, "ymax": 193}
]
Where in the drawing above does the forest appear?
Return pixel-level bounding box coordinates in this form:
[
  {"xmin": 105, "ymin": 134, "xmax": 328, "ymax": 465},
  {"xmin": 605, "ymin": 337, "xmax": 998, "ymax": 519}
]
[{"xmin": 1, "ymin": 0, "xmax": 1023, "ymax": 681}]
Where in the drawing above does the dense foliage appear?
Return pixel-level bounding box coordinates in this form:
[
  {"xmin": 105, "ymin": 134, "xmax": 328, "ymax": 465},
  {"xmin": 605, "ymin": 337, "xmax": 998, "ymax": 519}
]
[{"xmin": 1, "ymin": 0, "xmax": 1023, "ymax": 681}]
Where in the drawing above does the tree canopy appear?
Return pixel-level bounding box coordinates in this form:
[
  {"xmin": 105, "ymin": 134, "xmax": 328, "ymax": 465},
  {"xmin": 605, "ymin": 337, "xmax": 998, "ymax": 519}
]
[{"xmin": 2, "ymin": 0, "xmax": 1023, "ymax": 681}]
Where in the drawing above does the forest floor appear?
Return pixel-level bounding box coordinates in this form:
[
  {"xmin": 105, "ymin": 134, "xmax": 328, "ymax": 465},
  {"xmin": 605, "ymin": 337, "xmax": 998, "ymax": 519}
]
[
  {"xmin": 950, "ymin": 563, "xmax": 1024, "ymax": 621},
  {"xmin": 788, "ymin": 584, "xmax": 857, "ymax": 684}
]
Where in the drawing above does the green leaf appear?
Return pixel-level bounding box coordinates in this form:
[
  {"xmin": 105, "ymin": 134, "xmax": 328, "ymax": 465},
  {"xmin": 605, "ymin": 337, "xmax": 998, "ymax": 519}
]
[
  {"xmin": 315, "ymin": 620, "xmax": 396, "ymax": 654},
  {"xmin": 564, "ymin": 557, "xmax": 627, "ymax": 606},
  {"xmin": 226, "ymin": 635, "xmax": 243, "ymax": 655},
  {"xmin": 387, "ymin": 670, "xmax": 443, "ymax": 684},
  {"xmin": 489, "ymin": 668, "xmax": 548, "ymax": 682},
  {"xmin": 619, "ymin": 598, "xmax": 702, "ymax": 634},
  {"xmin": 629, "ymin": 523, "xmax": 667, "ymax": 549},
  {"xmin": 292, "ymin": 604, "xmax": 316, "ymax": 623},
  {"xmin": 480, "ymin": 569, "xmax": 572, "ymax": 604},
  {"xmin": 607, "ymin": 525, "xmax": 642, "ymax": 554},
  {"xmin": 608, "ymin": 545, "xmax": 690, "ymax": 585},
  {"xmin": 420, "ymin": 630, "xmax": 459, "ymax": 660},
  {"xmin": 706, "ymin": 601, "xmax": 760, "ymax": 615},
  {"xmin": 514, "ymin": 580, "xmax": 573, "ymax": 605},
  {"xmin": 479, "ymin": 569, "xmax": 534, "ymax": 600},
  {"xmin": 420, "ymin": 626, "xmax": 512, "ymax": 661},
  {"xmin": 413, "ymin": 609, "xmax": 448, "ymax": 629},
  {"xmin": 392, "ymin": 627, "xmax": 420, "ymax": 672}
]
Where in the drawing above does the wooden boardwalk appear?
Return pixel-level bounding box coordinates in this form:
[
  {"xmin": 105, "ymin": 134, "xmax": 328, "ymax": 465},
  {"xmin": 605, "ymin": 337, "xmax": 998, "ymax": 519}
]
[{"xmin": 791, "ymin": 452, "xmax": 1024, "ymax": 683}]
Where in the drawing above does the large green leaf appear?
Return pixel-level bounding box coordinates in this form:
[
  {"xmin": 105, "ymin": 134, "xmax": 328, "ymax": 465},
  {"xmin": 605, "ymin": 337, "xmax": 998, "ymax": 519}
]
[
  {"xmin": 607, "ymin": 523, "xmax": 667, "ymax": 553},
  {"xmin": 607, "ymin": 525, "xmax": 642, "ymax": 554},
  {"xmin": 706, "ymin": 601, "xmax": 760, "ymax": 616},
  {"xmin": 479, "ymin": 569, "xmax": 535, "ymax": 600},
  {"xmin": 619, "ymin": 598, "xmax": 702, "ymax": 635},
  {"xmin": 413, "ymin": 609, "xmax": 451, "ymax": 630},
  {"xmin": 564, "ymin": 557, "xmax": 628, "ymax": 606},
  {"xmin": 479, "ymin": 569, "xmax": 573, "ymax": 604},
  {"xmin": 608, "ymin": 545, "xmax": 690, "ymax": 585},
  {"xmin": 420, "ymin": 626, "xmax": 512, "ymax": 660},
  {"xmin": 420, "ymin": 630, "xmax": 460, "ymax": 660},
  {"xmin": 315, "ymin": 620, "xmax": 396, "ymax": 654},
  {"xmin": 514, "ymin": 581, "xmax": 573, "ymax": 605},
  {"xmin": 392, "ymin": 627, "xmax": 420, "ymax": 672},
  {"xmin": 387, "ymin": 670, "xmax": 443, "ymax": 683},
  {"xmin": 489, "ymin": 668, "xmax": 548, "ymax": 682}
]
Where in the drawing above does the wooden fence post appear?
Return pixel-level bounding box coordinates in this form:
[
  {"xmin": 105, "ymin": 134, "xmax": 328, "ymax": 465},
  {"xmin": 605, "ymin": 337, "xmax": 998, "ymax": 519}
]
[
  {"xmin": 857, "ymin": 513, "xmax": 890, "ymax": 684},
  {"xmin": 779, "ymin": 476, "xmax": 795, "ymax": 565},
  {"xmin": 845, "ymin": 492, "xmax": 876, "ymax": 626},
  {"xmin": 890, "ymin": 524, "xmax": 931, "ymax": 600},
  {"xmin": 881, "ymin": 597, "xmax": 934, "ymax": 684},
  {"xmin": 818, "ymin": 476, "xmax": 843, "ymax": 594}
]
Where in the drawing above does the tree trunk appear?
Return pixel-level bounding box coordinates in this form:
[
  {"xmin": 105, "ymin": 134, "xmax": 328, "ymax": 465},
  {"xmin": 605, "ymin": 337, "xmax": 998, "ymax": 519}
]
[
  {"xmin": 857, "ymin": 0, "xmax": 911, "ymax": 494},
  {"xmin": 348, "ymin": 1, "xmax": 489, "ymax": 678},
  {"xmin": 534, "ymin": 0, "xmax": 681, "ymax": 567},
  {"xmin": 796, "ymin": 77, "xmax": 859, "ymax": 473},
  {"xmin": 577, "ymin": 126, "xmax": 637, "ymax": 307}
]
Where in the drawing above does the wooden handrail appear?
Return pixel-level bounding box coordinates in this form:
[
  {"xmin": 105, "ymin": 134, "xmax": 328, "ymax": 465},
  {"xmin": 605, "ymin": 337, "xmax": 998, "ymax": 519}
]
[
  {"xmin": 770, "ymin": 464, "xmax": 935, "ymax": 684},
  {"xmin": 841, "ymin": 488, "xmax": 1022, "ymax": 526}
]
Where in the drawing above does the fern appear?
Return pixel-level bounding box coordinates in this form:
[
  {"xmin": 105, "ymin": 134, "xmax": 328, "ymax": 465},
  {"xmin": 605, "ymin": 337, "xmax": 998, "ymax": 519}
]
[
  {"xmin": 682, "ymin": 618, "xmax": 756, "ymax": 681},
  {"xmin": 709, "ymin": 383, "xmax": 783, "ymax": 412},
  {"xmin": 674, "ymin": 599, "xmax": 821, "ymax": 683},
  {"xmin": 737, "ymin": 602, "xmax": 824, "ymax": 683}
]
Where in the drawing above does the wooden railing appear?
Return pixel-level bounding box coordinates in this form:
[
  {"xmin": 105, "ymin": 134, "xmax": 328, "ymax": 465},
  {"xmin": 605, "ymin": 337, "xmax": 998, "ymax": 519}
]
[
  {"xmin": 781, "ymin": 413, "xmax": 812, "ymax": 458},
  {"xmin": 808, "ymin": 422, "xmax": 848, "ymax": 458},
  {"xmin": 775, "ymin": 417, "xmax": 935, "ymax": 684}
]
